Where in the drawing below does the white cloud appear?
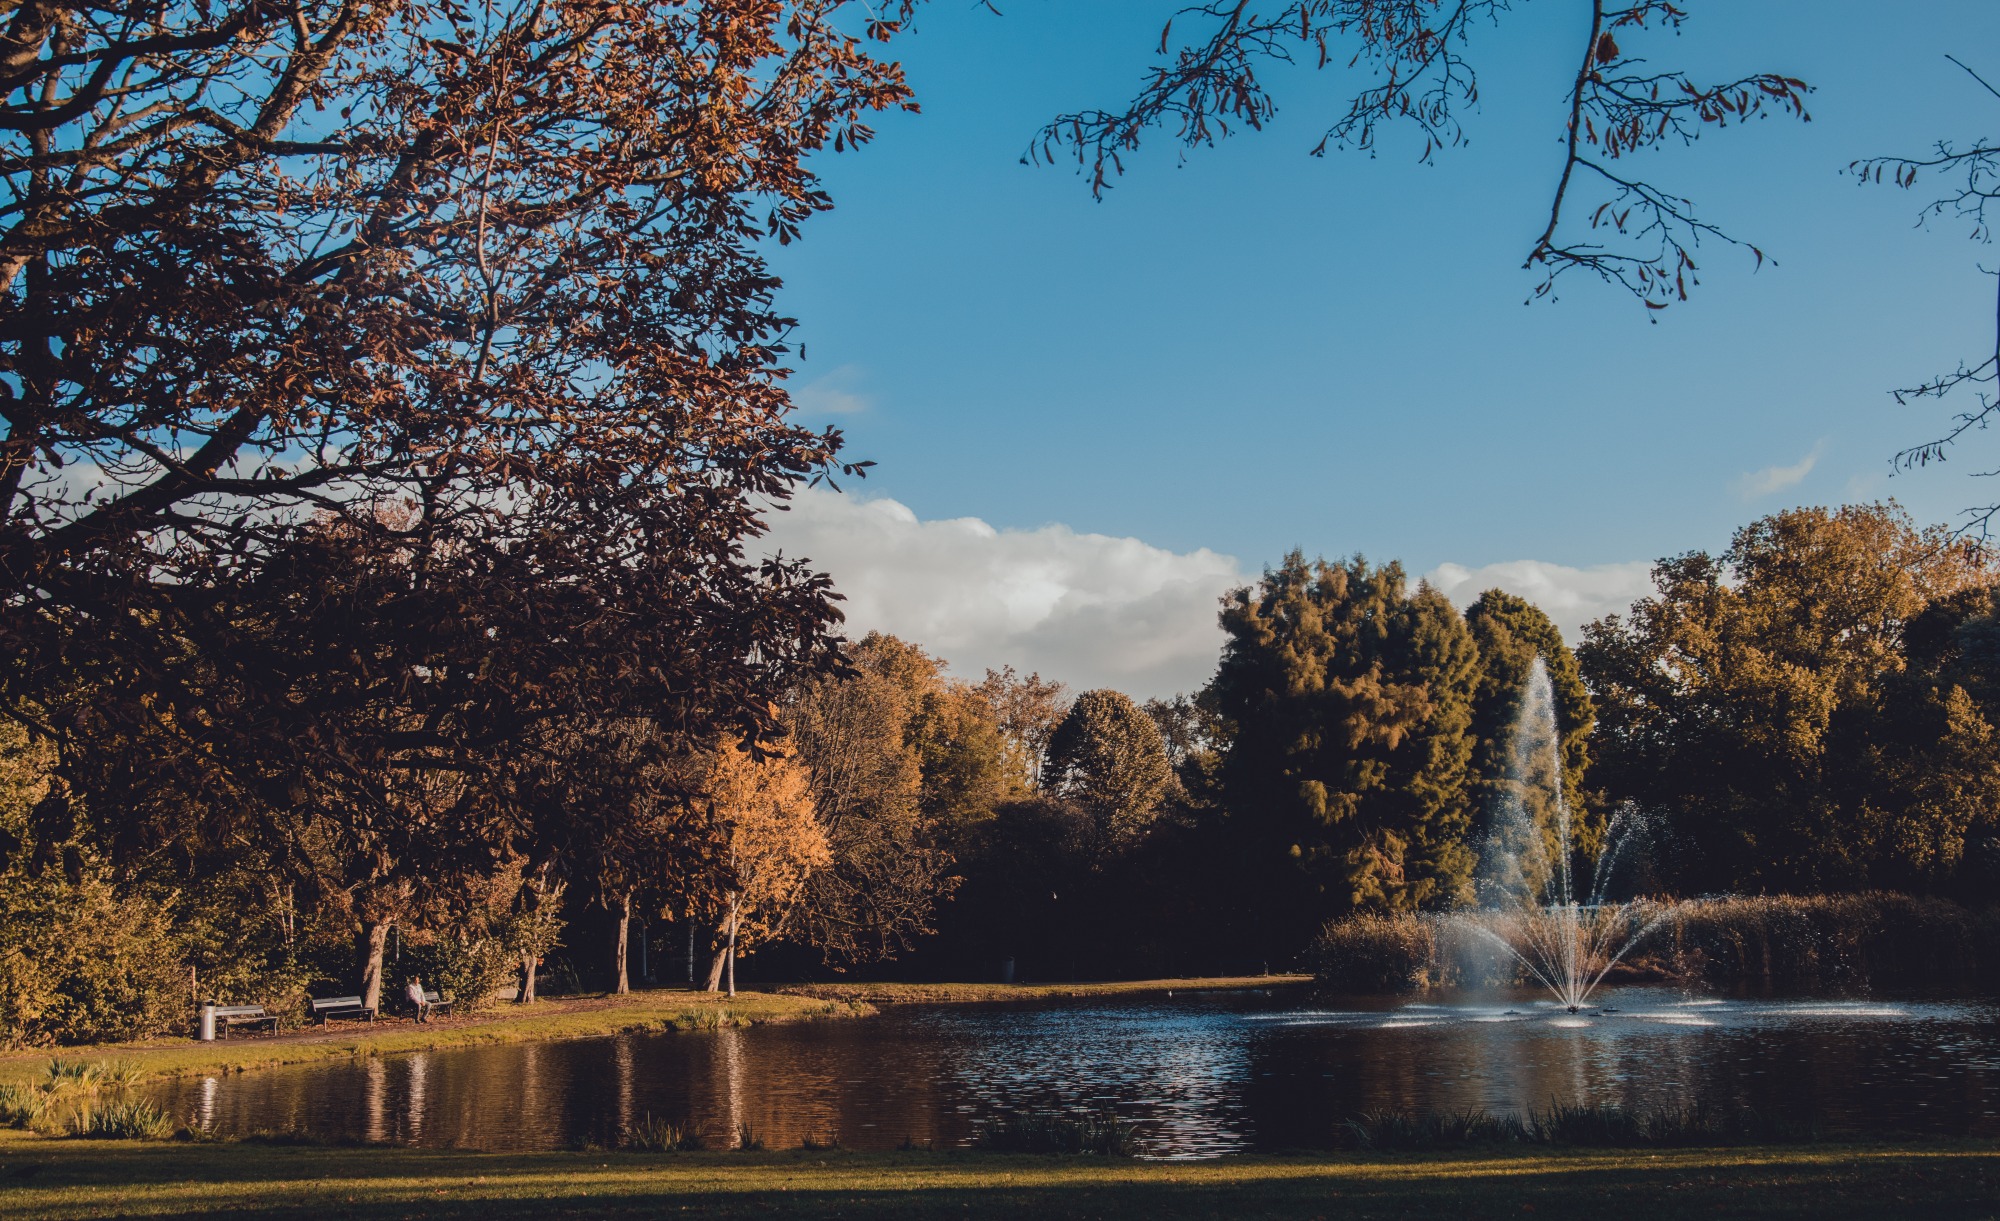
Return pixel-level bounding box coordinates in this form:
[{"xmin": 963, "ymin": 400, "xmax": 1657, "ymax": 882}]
[
  {"xmin": 1736, "ymin": 440, "xmax": 1826, "ymax": 499},
  {"xmin": 790, "ymin": 364, "xmax": 873, "ymax": 416},
  {"xmin": 1423, "ymin": 559, "xmax": 1658, "ymax": 641},
  {"xmin": 760, "ymin": 487, "xmax": 1245, "ymax": 698},
  {"xmin": 762, "ymin": 488, "xmax": 1659, "ymax": 694}
]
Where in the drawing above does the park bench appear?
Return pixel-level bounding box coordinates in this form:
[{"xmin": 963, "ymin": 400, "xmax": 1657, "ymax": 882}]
[
  {"xmin": 310, "ymin": 995, "xmax": 377, "ymax": 1024},
  {"xmin": 421, "ymin": 989, "xmax": 454, "ymax": 1019},
  {"xmin": 214, "ymin": 1004, "xmax": 278, "ymax": 1039}
]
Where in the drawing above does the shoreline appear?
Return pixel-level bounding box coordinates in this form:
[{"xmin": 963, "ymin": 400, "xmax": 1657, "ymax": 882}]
[
  {"xmin": 0, "ymin": 1130, "xmax": 1990, "ymax": 1220},
  {"xmin": 0, "ymin": 975, "xmax": 1309, "ymax": 1090}
]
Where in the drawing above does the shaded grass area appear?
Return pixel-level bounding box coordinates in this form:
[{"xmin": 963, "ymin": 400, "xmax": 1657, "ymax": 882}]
[
  {"xmin": 773, "ymin": 975, "xmax": 1312, "ymax": 1005},
  {"xmin": 0, "ymin": 1130, "xmax": 1994, "ymax": 1220},
  {"xmin": 0, "ymin": 991, "xmax": 869, "ymax": 1091}
]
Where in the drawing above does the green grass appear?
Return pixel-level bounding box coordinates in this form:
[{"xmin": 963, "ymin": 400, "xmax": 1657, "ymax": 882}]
[
  {"xmin": 0, "ymin": 990, "xmax": 870, "ymax": 1092},
  {"xmin": 773, "ymin": 974, "xmax": 1312, "ymax": 1005},
  {"xmin": 0, "ymin": 1129, "xmax": 1992, "ymax": 1219}
]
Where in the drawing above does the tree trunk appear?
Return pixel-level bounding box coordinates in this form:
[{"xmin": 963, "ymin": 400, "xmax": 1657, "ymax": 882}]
[
  {"xmin": 704, "ymin": 943, "xmax": 728, "ymax": 992},
  {"xmin": 356, "ymin": 919, "xmax": 391, "ymax": 1013},
  {"xmin": 724, "ymin": 900, "xmax": 739, "ymax": 997},
  {"xmin": 518, "ymin": 953, "xmax": 539, "ymax": 1004},
  {"xmin": 613, "ymin": 892, "xmax": 632, "ymax": 995}
]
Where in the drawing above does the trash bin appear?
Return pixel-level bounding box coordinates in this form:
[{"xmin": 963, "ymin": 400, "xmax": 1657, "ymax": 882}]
[{"xmin": 198, "ymin": 1000, "xmax": 217, "ymax": 1042}]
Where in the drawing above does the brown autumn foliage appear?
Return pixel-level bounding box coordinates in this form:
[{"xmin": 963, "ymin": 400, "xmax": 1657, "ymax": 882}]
[
  {"xmin": 0, "ymin": 2, "xmax": 913, "ymax": 991},
  {"xmin": 689, "ymin": 741, "xmax": 829, "ymax": 991}
]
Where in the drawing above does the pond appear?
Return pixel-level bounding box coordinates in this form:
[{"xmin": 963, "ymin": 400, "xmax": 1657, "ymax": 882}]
[{"xmin": 149, "ymin": 986, "xmax": 2000, "ymax": 1157}]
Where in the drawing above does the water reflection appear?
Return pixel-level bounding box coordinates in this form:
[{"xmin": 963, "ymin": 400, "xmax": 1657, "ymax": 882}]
[{"xmin": 151, "ymin": 987, "xmax": 2000, "ymax": 1156}]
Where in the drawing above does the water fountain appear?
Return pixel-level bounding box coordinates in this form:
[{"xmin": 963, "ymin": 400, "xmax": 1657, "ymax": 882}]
[{"xmin": 1460, "ymin": 658, "xmax": 1675, "ymax": 1012}]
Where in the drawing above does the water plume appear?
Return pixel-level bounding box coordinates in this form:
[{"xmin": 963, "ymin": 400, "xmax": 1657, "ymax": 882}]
[{"xmin": 1460, "ymin": 657, "xmax": 1675, "ymax": 1011}]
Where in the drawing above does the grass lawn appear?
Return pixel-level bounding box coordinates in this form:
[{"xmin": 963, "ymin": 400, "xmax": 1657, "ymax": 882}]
[
  {"xmin": 0, "ymin": 990, "xmax": 868, "ymax": 1091},
  {"xmin": 0, "ymin": 976, "xmax": 1307, "ymax": 1091},
  {"xmin": 0, "ymin": 1130, "xmax": 1993, "ymax": 1220},
  {"xmin": 774, "ymin": 974, "xmax": 1312, "ymax": 1005}
]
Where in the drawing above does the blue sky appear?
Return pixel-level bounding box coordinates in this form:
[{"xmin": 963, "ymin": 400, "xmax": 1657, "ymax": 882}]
[{"xmin": 759, "ymin": 1, "xmax": 2000, "ymax": 694}]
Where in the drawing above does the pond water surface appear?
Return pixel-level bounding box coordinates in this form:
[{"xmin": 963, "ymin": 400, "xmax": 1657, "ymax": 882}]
[{"xmin": 150, "ymin": 987, "xmax": 2000, "ymax": 1157}]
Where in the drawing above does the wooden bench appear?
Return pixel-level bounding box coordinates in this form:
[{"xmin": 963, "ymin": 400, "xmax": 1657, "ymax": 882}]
[
  {"xmin": 421, "ymin": 989, "xmax": 454, "ymax": 1019},
  {"xmin": 214, "ymin": 1004, "xmax": 278, "ymax": 1039},
  {"xmin": 310, "ymin": 995, "xmax": 376, "ymax": 1024}
]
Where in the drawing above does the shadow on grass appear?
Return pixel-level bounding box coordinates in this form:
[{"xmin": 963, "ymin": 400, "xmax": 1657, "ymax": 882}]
[{"xmin": 0, "ymin": 1141, "xmax": 1994, "ymax": 1221}]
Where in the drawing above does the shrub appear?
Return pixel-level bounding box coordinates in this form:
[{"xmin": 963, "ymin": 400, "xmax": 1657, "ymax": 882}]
[
  {"xmin": 1307, "ymin": 913, "xmax": 1441, "ymax": 993},
  {"xmin": 64, "ymin": 1099, "xmax": 173, "ymax": 1140},
  {"xmin": 0, "ymin": 868, "xmax": 188, "ymax": 1046},
  {"xmin": 395, "ymin": 933, "xmax": 517, "ymax": 1016},
  {"xmin": 972, "ymin": 1113, "xmax": 1140, "ymax": 1156},
  {"xmin": 0, "ymin": 1083, "xmax": 47, "ymax": 1128},
  {"xmin": 624, "ymin": 1113, "xmax": 701, "ymax": 1152}
]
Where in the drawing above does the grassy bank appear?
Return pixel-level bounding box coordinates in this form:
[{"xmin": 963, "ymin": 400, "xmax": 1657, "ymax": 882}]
[
  {"xmin": 0, "ymin": 990, "xmax": 869, "ymax": 1091},
  {"xmin": 0, "ymin": 1130, "xmax": 1992, "ymax": 1220},
  {"xmin": 773, "ymin": 974, "xmax": 1311, "ymax": 1005},
  {"xmin": 0, "ymin": 975, "xmax": 1307, "ymax": 1090}
]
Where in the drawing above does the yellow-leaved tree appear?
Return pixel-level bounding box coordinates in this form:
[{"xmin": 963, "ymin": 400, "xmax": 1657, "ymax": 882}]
[{"xmin": 696, "ymin": 744, "xmax": 829, "ymax": 995}]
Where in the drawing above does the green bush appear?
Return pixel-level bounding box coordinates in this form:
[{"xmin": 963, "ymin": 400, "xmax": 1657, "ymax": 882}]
[
  {"xmin": 394, "ymin": 933, "xmax": 516, "ymax": 1016},
  {"xmin": 0, "ymin": 865, "xmax": 188, "ymax": 1047},
  {"xmin": 0, "ymin": 1083, "xmax": 48, "ymax": 1128}
]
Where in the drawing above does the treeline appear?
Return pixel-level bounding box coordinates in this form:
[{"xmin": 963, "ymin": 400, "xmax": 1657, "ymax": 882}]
[{"xmin": 8, "ymin": 501, "xmax": 1999, "ymax": 1045}]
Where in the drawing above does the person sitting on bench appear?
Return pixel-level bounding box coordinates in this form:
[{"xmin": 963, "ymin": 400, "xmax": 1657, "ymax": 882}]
[{"xmin": 405, "ymin": 975, "xmax": 430, "ymax": 1023}]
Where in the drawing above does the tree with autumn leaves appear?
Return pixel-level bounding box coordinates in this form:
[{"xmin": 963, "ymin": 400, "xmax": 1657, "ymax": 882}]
[
  {"xmin": 1579, "ymin": 503, "xmax": 2000, "ymax": 898},
  {"xmin": 0, "ymin": 0, "xmax": 907, "ymax": 1018}
]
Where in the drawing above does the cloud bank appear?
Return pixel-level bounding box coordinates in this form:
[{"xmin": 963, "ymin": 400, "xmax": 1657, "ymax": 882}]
[
  {"xmin": 764, "ymin": 490, "xmax": 1659, "ymax": 698},
  {"xmin": 762, "ymin": 487, "xmax": 1246, "ymax": 697},
  {"xmin": 1422, "ymin": 559, "xmax": 1658, "ymax": 641}
]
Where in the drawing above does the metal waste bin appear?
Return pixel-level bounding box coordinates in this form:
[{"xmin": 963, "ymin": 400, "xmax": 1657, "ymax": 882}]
[{"xmin": 198, "ymin": 1001, "xmax": 217, "ymax": 1042}]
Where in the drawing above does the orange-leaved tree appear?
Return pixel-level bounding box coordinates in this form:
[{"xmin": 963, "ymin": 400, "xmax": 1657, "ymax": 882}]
[{"xmin": 693, "ymin": 742, "xmax": 828, "ymax": 995}]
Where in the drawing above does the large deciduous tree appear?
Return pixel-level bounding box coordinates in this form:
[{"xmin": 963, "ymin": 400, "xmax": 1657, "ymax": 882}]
[
  {"xmin": 784, "ymin": 633, "xmax": 957, "ymax": 967},
  {"xmin": 1, "ymin": 1, "xmax": 904, "ymax": 996},
  {"xmin": 1578, "ymin": 503, "xmax": 1996, "ymax": 894}
]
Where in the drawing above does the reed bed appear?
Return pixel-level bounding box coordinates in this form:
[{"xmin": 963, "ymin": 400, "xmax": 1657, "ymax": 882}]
[{"xmin": 1309, "ymin": 893, "xmax": 1999, "ymax": 994}]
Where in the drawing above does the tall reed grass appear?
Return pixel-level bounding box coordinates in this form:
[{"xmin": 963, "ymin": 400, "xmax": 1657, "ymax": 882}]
[
  {"xmin": 1665, "ymin": 893, "xmax": 1999, "ymax": 990},
  {"xmin": 1310, "ymin": 893, "xmax": 1998, "ymax": 994}
]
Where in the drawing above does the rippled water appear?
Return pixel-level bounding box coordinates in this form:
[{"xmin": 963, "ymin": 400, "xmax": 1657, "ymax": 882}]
[{"xmin": 149, "ymin": 987, "xmax": 2000, "ymax": 1157}]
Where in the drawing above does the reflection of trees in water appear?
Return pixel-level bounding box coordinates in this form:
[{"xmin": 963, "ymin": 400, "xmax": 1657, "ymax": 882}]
[{"xmin": 139, "ymin": 999, "xmax": 2000, "ymax": 1149}]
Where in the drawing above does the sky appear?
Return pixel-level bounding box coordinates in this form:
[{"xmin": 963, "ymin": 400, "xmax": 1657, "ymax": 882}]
[{"xmin": 759, "ymin": 0, "xmax": 2000, "ymax": 698}]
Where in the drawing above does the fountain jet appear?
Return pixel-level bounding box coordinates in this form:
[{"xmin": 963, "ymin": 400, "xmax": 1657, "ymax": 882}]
[{"xmin": 1460, "ymin": 658, "xmax": 1674, "ymax": 1012}]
